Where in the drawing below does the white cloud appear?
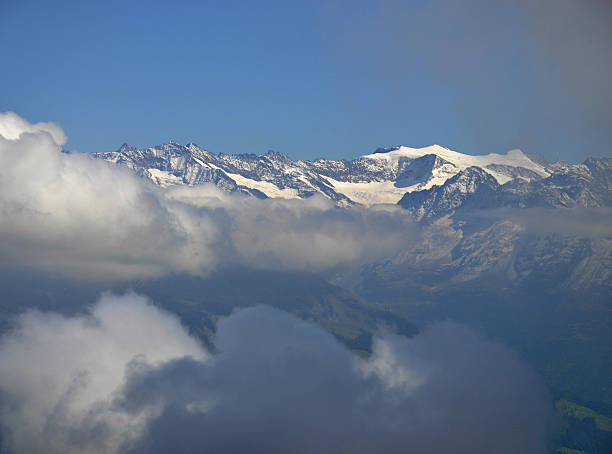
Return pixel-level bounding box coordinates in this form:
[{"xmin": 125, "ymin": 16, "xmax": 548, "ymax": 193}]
[
  {"xmin": 0, "ymin": 111, "xmax": 66, "ymax": 146},
  {"xmin": 0, "ymin": 112, "xmax": 418, "ymax": 281}
]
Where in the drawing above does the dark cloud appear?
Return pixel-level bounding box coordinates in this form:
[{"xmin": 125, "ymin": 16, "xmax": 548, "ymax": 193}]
[{"xmin": 0, "ymin": 296, "xmax": 553, "ymax": 454}]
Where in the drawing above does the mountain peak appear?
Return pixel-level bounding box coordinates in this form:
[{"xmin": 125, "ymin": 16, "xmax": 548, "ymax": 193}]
[
  {"xmin": 153, "ymin": 141, "xmax": 190, "ymax": 153},
  {"xmin": 264, "ymin": 150, "xmax": 291, "ymax": 162},
  {"xmin": 428, "ymin": 144, "xmax": 452, "ymax": 151},
  {"xmin": 118, "ymin": 142, "xmax": 137, "ymax": 152}
]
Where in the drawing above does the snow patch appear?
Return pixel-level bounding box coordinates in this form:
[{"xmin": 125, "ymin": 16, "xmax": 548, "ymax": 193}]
[
  {"xmin": 145, "ymin": 168, "xmax": 183, "ymax": 187},
  {"xmin": 224, "ymin": 172, "xmax": 300, "ymax": 199}
]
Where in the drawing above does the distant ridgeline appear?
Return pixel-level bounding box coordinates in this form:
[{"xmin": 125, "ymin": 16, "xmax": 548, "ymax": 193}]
[{"xmin": 92, "ymin": 142, "xmax": 611, "ymax": 211}]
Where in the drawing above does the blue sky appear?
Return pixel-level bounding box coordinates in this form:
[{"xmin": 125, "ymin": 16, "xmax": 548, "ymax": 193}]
[{"xmin": 1, "ymin": 0, "xmax": 610, "ymax": 161}]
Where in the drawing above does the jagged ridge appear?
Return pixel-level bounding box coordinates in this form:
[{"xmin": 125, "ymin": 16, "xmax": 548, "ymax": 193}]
[{"xmin": 92, "ymin": 142, "xmax": 560, "ymax": 207}]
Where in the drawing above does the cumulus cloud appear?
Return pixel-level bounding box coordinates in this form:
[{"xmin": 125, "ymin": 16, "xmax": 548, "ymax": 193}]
[
  {"xmin": 0, "ymin": 294, "xmax": 552, "ymax": 454},
  {"xmin": 0, "ymin": 112, "xmax": 223, "ymax": 280},
  {"xmin": 0, "ymin": 112, "xmax": 417, "ymax": 281},
  {"xmin": 0, "ymin": 293, "xmax": 206, "ymax": 454}
]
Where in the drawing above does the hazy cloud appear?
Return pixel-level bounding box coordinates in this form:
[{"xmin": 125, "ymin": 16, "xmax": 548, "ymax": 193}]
[
  {"xmin": 0, "ymin": 295, "xmax": 552, "ymax": 454},
  {"xmin": 316, "ymin": 0, "xmax": 612, "ymax": 160},
  {"xmin": 489, "ymin": 207, "xmax": 612, "ymax": 240},
  {"xmin": 521, "ymin": 0, "xmax": 612, "ymax": 153}
]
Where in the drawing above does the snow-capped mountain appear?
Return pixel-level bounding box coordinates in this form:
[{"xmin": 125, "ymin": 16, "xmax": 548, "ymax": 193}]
[
  {"xmin": 92, "ymin": 142, "xmax": 611, "ymax": 223},
  {"xmin": 92, "ymin": 143, "xmax": 552, "ymax": 206}
]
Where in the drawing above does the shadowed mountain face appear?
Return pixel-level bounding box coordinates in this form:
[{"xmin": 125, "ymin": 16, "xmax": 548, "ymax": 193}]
[
  {"xmin": 123, "ymin": 268, "xmax": 417, "ymax": 352},
  {"xmin": 0, "ymin": 268, "xmax": 416, "ymax": 354},
  {"xmin": 394, "ymin": 154, "xmax": 454, "ymax": 188}
]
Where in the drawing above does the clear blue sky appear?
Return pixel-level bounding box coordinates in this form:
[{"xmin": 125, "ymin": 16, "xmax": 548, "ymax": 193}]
[{"xmin": 1, "ymin": 0, "xmax": 610, "ymax": 161}]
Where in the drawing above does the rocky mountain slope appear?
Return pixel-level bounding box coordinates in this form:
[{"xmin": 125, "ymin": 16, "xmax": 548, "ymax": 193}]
[{"xmin": 398, "ymin": 157, "xmax": 612, "ymax": 220}]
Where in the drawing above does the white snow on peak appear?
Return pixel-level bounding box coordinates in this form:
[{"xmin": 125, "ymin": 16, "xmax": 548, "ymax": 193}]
[
  {"xmin": 316, "ymin": 145, "xmax": 551, "ymax": 205},
  {"xmin": 144, "ymin": 168, "xmax": 184, "ymax": 187},
  {"xmin": 192, "ymin": 156, "xmax": 212, "ymax": 168},
  {"xmin": 362, "ymin": 145, "xmax": 549, "ymax": 181},
  {"xmin": 323, "ymin": 178, "xmax": 410, "ymax": 205}
]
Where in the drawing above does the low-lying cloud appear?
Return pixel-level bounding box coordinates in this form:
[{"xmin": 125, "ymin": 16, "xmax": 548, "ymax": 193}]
[
  {"xmin": 0, "ymin": 112, "xmax": 417, "ymax": 281},
  {"xmin": 492, "ymin": 207, "xmax": 612, "ymax": 240},
  {"xmin": 0, "ymin": 293, "xmax": 552, "ymax": 454}
]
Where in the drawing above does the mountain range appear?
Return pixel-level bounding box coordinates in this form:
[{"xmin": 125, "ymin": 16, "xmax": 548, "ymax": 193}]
[{"xmin": 92, "ymin": 142, "xmax": 612, "ymax": 217}]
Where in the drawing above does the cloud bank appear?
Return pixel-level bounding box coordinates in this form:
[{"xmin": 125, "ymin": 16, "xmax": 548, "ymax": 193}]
[
  {"xmin": 0, "ymin": 112, "xmax": 417, "ymax": 281},
  {"xmin": 0, "ymin": 294, "xmax": 551, "ymax": 454}
]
